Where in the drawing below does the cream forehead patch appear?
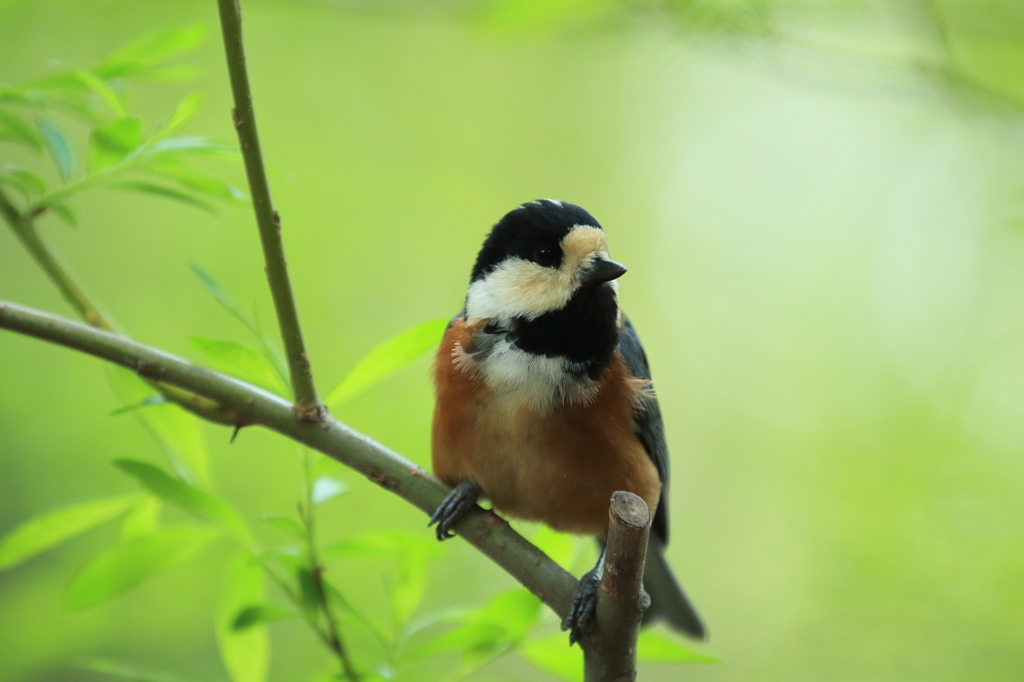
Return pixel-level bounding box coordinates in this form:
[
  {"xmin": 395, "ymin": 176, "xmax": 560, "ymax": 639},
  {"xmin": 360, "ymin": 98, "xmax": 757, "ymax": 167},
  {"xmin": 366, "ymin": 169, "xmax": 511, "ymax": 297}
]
[{"xmin": 560, "ymin": 225, "xmax": 608, "ymax": 268}]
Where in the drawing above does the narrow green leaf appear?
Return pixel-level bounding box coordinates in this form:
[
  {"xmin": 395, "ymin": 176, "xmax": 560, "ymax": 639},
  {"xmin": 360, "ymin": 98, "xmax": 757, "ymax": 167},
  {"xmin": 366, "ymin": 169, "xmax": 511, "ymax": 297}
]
[
  {"xmin": 0, "ymin": 494, "xmax": 138, "ymax": 570},
  {"xmin": 38, "ymin": 119, "xmax": 73, "ymax": 182},
  {"xmin": 78, "ymin": 657, "xmax": 192, "ymax": 682},
  {"xmin": 89, "ymin": 118, "xmax": 142, "ymax": 172},
  {"xmin": 636, "ymin": 631, "xmax": 720, "ymax": 664},
  {"xmin": 112, "ymin": 181, "xmax": 217, "ymax": 214},
  {"xmin": 390, "ymin": 549, "xmax": 428, "ymax": 627},
  {"xmin": 189, "ymin": 338, "xmax": 288, "ymax": 394},
  {"xmin": 161, "ymin": 92, "xmax": 202, "ymax": 136},
  {"xmin": 63, "ymin": 525, "xmax": 216, "ymax": 610},
  {"xmin": 218, "ymin": 552, "xmax": 269, "ymax": 682},
  {"xmin": 0, "ymin": 165, "xmax": 46, "ymax": 199},
  {"xmin": 74, "ymin": 69, "xmax": 127, "ymax": 118},
  {"xmin": 95, "ymin": 25, "xmax": 207, "ymax": 79},
  {"xmin": 109, "ymin": 394, "xmax": 166, "ymax": 416},
  {"xmin": 121, "ymin": 498, "xmax": 161, "ymax": 539},
  {"xmin": 147, "ymin": 136, "xmax": 237, "ymax": 157},
  {"xmin": 115, "ymin": 459, "xmax": 250, "ymax": 544},
  {"xmin": 232, "ymin": 603, "xmax": 296, "ymax": 631},
  {"xmin": 260, "ymin": 514, "xmax": 306, "ymax": 540},
  {"xmin": 475, "ymin": 589, "xmax": 542, "ymax": 641},
  {"xmin": 408, "ymin": 622, "xmax": 506, "ymax": 660},
  {"xmin": 49, "ymin": 202, "xmax": 78, "ymax": 228},
  {"xmin": 325, "ymin": 319, "xmax": 448, "ymax": 408},
  {"xmin": 311, "ymin": 476, "xmax": 348, "ymax": 505},
  {"xmin": 519, "ymin": 634, "xmax": 583, "ymax": 682},
  {"xmin": 190, "ymin": 264, "xmax": 253, "ymax": 330},
  {"xmin": 106, "ymin": 366, "xmax": 210, "ymax": 485},
  {"xmin": 296, "ymin": 566, "xmax": 320, "ymax": 614},
  {"xmin": 0, "ymin": 110, "xmax": 43, "ymax": 150},
  {"xmin": 147, "ymin": 161, "xmax": 247, "ymax": 204}
]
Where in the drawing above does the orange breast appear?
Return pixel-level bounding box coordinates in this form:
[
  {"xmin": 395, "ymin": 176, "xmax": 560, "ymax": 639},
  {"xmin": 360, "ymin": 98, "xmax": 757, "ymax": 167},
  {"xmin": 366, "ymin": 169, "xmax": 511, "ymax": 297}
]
[{"xmin": 431, "ymin": 317, "xmax": 660, "ymax": 537}]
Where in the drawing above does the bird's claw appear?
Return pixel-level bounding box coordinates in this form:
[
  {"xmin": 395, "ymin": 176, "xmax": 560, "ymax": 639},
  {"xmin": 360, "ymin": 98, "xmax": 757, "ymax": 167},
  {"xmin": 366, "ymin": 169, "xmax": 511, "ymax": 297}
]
[
  {"xmin": 428, "ymin": 480, "xmax": 481, "ymax": 541},
  {"xmin": 561, "ymin": 567, "xmax": 601, "ymax": 645}
]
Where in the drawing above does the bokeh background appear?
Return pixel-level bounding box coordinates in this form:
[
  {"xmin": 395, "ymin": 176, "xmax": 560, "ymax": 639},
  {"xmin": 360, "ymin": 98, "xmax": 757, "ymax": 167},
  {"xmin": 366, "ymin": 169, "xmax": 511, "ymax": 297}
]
[{"xmin": 2, "ymin": 0, "xmax": 1024, "ymax": 680}]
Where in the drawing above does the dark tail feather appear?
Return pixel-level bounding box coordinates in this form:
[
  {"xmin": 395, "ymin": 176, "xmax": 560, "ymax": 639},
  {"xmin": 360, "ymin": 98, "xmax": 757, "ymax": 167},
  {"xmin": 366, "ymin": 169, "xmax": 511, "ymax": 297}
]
[{"xmin": 643, "ymin": 540, "xmax": 706, "ymax": 640}]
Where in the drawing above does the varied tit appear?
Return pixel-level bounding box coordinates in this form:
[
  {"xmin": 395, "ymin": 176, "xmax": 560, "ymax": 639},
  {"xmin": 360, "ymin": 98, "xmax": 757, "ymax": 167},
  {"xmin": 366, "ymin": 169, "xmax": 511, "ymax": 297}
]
[{"xmin": 429, "ymin": 199, "xmax": 705, "ymax": 644}]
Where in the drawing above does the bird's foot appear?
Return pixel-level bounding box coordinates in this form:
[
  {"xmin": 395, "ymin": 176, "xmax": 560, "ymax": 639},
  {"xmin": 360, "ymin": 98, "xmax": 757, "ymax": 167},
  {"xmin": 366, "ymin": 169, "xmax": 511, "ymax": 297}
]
[
  {"xmin": 428, "ymin": 480, "xmax": 481, "ymax": 541},
  {"xmin": 561, "ymin": 567, "xmax": 601, "ymax": 646}
]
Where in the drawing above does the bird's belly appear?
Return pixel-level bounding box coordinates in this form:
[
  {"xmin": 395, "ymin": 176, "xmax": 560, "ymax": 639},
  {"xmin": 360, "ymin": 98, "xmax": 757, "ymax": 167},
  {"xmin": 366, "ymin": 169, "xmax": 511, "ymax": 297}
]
[{"xmin": 432, "ymin": 387, "xmax": 661, "ymax": 537}]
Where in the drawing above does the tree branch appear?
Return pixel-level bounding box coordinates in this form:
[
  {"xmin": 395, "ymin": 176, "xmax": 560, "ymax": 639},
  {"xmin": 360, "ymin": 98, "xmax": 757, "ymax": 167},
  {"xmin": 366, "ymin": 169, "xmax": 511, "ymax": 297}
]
[
  {"xmin": 584, "ymin": 492, "xmax": 652, "ymax": 682},
  {"xmin": 215, "ymin": 0, "xmax": 323, "ymax": 420},
  {"xmin": 0, "ymin": 300, "xmax": 578, "ymax": 618}
]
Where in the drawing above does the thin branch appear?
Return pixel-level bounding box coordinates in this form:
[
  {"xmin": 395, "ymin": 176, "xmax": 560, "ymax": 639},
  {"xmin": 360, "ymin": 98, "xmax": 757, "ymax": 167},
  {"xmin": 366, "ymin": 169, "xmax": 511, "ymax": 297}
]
[
  {"xmin": 299, "ymin": 449, "xmax": 361, "ymax": 682},
  {"xmin": 584, "ymin": 492, "xmax": 652, "ymax": 682},
  {"xmin": 215, "ymin": 0, "xmax": 323, "ymax": 420},
  {"xmin": 0, "ymin": 187, "xmax": 236, "ymax": 426},
  {"xmin": 0, "ymin": 300, "xmax": 579, "ymax": 619}
]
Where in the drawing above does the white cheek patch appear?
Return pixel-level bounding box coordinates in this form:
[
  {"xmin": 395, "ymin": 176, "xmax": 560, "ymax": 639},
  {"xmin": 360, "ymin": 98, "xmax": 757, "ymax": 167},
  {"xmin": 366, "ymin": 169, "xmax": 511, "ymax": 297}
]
[{"xmin": 466, "ymin": 225, "xmax": 611, "ymax": 323}]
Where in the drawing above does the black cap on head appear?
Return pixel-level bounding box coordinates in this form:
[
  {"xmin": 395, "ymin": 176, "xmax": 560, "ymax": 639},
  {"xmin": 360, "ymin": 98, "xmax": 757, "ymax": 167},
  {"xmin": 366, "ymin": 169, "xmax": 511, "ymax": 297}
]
[{"xmin": 471, "ymin": 200, "xmax": 602, "ymax": 282}]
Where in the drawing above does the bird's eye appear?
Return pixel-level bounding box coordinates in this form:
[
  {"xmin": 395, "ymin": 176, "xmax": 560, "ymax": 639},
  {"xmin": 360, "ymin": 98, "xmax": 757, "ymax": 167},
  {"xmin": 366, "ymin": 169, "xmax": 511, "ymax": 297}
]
[{"xmin": 533, "ymin": 246, "xmax": 557, "ymax": 267}]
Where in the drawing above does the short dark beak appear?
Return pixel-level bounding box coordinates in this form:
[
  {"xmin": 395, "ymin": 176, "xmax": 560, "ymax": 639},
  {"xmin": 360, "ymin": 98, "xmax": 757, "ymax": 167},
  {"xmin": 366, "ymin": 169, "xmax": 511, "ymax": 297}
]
[{"xmin": 580, "ymin": 257, "xmax": 627, "ymax": 285}]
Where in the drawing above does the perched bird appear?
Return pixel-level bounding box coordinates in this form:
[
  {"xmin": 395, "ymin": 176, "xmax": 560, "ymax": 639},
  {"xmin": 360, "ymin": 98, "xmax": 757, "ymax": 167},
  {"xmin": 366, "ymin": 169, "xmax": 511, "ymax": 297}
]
[{"xmin": 429, "ymin": 199, "xmax": 705, "ymax": 644}]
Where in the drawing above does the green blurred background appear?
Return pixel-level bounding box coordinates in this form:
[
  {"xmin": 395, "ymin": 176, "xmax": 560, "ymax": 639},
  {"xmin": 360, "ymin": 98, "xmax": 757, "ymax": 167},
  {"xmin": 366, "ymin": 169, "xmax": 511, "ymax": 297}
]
[{"xmin": 2, "ymin": 0, "xmax": 1024, "ymax": 679}]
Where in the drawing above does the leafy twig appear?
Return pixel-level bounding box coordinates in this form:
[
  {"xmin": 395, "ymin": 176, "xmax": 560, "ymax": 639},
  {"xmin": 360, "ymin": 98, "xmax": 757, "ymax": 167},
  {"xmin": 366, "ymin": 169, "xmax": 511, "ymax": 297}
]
[{"xmin": 215, "ymin": 0, "xmax": 323, "ymax": 421}]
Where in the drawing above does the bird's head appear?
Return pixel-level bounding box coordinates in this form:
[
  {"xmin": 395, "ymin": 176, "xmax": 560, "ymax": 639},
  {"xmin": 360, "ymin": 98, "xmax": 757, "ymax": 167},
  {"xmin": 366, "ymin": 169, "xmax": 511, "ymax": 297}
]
[{"xmin": 466, "ymin": 199, "xmax": 626, "ymax": 326}]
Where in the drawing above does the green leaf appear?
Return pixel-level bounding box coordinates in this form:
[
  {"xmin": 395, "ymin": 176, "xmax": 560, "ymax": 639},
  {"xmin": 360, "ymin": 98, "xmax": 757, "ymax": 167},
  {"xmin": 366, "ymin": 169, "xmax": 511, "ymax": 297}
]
[
  {"xmin": 78, "ymin": 657, "xmax": 192, "ymax": 682},
  {"xmin": 38, "ymin": 120, "xmax": 73, "ymax": 182},
  {"xmin": 296, "ymin": 566, "xmax": 320, "ymax": 614},
  {"xmin": 147, "ymin": 161, "xmax": 247, "ymax": 204},
  {"xmin": 89, "ymin": 118, "xmax": 142, "ymax": 173},
  {"xmin": 189, "ymin": 338, "xmax": 289, "ymax": 395},
  {"xmin": 311, "ymin": 476, "xmax": 348, "ymax": 505},
  {"xmin": 0, "ymin": 110, "xmax": 43, "ymax": 150},
  {"xmin": 106, "ymin": 366, "xmax": 211, "ymax": 485},
  {"xmin": 113, "ymin": 181, "xmax": 216, "ymax": 214},
  {"xmin": 519, "ymin": 634, "xmax": 583, "ymax": 682},
  {"xmin": 408, "ymin": 622, "xmax": 506, "ymax": 660},
  {"xmin": 217, "ymin": 552, "xmax": 269, "ymax": 682},
  {"xmin": 115, "ymin": 459, "xmax": 251, "ymax": 543},
  {"xmin": 636, "ymin": 631, "xmax": 720, "ymax": 664},
  {"xmin": 63, "ymin": 525, "xmax": 216, "ymax": 610},
  {"xmin": 110, "ymin": 394, "xmax": 166, "ymax": 416},
  {"xmin": 232, "ymin": 603, "xmax": 296, "ymax": 631},
  {"xmin": 0, "ymin": 494, "xmax": 138, "ymax": 570},
  {"xmin": 0, "ymin": 165, "xmax": 46, "ymax": 199},
  {"xmin": 161, "ymin": 92, "xmax": 202, "ymax": 136},
  {"xmin": 95, "ymin": 25, "xmax": 207, "ymax": 80},
  {"xmin": 406, "ymin": 590, "xmax": 540, "ymax": 662},
  {"xmin": 147, "ymin": 136, "xmax": 237, "ymax": 157},
  {"xmin": 325, "ymin": 318, "xmax": 448, "ymax": 408},
  {"xmin": 390, "ymin": 549, "xmax": 428, "ymax": 626},
  {"xmin": 74, "ymin": 69, "xmax": 127, "ymax": 118},
  {"xmin": 121, "ymin": 498, "xmax": 161, "ymax": 539},
  {"xmin": 475, "ymin": 589, "xmax": 542, "ymax": 641},
  {"xmin": 49, "ymin": 202, "xmax": 78, "ymax": 227},
  {"xmin": 260, "ymin": 514, "xmax": 306, "ymax": 540}
]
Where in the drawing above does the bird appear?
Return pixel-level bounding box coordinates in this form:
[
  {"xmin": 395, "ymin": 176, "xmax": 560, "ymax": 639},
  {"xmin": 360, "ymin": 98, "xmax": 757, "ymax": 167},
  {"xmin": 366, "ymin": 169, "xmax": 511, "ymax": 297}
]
[{"xmin": 428, "ymin": 199, "xmax": 705, "ymax": 644}]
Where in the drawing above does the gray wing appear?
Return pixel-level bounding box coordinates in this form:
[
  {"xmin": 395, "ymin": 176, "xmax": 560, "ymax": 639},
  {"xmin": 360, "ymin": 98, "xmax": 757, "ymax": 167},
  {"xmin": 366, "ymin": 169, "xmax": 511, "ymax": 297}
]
[{"xmin": 616, "ymin": 315, "xmax": 670, "ymax": 545}]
